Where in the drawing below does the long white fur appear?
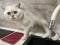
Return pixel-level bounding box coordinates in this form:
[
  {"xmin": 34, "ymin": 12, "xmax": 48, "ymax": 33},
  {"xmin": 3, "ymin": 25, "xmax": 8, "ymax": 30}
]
[{"xmin": 3, "ymin": 3, "xmax": 51, "ymax": 40}]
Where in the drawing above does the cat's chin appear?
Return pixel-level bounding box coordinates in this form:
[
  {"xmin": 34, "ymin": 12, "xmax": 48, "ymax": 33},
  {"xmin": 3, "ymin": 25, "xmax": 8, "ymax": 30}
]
[
  {"xmin": 10, "ymin": 18, "xmax": 20, "ymax": 21},
  {"xmin": 8, "ymin": 17, "xmax": 16, "ymax": 21}
]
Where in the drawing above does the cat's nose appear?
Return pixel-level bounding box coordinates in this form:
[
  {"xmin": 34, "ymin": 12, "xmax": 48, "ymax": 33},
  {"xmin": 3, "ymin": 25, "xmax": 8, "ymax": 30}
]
[{"xmin": 12, "ymin": 15, "xmax": 14, "ymax": 18}]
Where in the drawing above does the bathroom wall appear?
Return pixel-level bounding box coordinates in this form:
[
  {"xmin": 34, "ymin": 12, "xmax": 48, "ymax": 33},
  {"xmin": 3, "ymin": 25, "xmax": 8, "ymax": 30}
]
[
  {"xmin": 0, "ymin": 0, "xmax": 57, "ymax": 20},
  {"xmin": 0, "ymin": 0, "xmax": 60, "ymax": 28}
]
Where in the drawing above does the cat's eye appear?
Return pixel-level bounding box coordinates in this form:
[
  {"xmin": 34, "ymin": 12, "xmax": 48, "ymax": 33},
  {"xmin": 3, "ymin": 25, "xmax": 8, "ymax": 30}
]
[
  {"xmin": 14, "ymin": 11, "xmax": 17, "ymax": 14},
  {"xmin": 7, "ymin": 12, "xmax": 11, "ymax": 15}
]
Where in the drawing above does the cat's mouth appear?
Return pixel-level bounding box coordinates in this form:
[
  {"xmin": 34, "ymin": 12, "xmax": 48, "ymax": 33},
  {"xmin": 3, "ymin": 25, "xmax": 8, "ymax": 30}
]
[
  {"xmin": 11, "ymin": 17, "xmax": 19, "ymax": 21},
  {"xmin": 9, "ymin": 17, "xmax": 16, "ymax": 21},
  {"xmin": 12, "ymin": 17, "xmax": 15, "ymax": 19}
]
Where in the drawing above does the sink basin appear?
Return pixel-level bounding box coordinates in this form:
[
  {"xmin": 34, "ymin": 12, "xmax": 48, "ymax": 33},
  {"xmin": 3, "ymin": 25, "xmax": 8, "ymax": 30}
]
[{"xmin": 23, "ymin": 35, "xmax": 60, "ymax": 45}]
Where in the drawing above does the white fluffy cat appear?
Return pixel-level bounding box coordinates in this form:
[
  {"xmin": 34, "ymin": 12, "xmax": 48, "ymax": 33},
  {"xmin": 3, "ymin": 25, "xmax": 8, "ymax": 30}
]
[{"xmin": 2, "ymin": 3, "xmax": 51, "ymax": 40}]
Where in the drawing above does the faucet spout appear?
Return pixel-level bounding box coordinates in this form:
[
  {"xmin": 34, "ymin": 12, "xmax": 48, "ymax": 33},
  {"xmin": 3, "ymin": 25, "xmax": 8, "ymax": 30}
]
[{"xmin": 49, "ymin": 4, "xmax": 60, "ymax": 30}]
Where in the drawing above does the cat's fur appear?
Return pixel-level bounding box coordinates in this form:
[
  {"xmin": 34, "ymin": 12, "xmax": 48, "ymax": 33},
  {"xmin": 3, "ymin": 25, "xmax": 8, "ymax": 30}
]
[{"xmin": 2, "ymin": 3, "xmax": 51, "ymax": 40}]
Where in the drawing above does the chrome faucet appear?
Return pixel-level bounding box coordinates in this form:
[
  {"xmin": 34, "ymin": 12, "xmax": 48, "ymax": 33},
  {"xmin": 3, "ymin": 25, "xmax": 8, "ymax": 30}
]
[
  {"xmin": 49, "ymin": 4, "xmax": 60, "ymax": 30},
  {"xmin": 49, "ymin": 20, "xmax": 55, "ymax": 30}
]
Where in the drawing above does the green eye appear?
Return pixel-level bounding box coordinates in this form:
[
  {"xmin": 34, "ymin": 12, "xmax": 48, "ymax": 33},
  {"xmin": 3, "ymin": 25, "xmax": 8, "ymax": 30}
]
[
  {"xmin": 14, "ymin": 11, "xmax": 17, "ymax": 14},
  {"xmin": 7, "ymin": 12, "xmax": 11, "ymax": 15}
]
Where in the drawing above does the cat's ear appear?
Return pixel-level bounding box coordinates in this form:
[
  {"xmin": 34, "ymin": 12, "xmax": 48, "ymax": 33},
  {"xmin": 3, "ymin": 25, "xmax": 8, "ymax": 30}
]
[
  {"xmin": 0, "ymin": 6, "xmax": 5, "ymax": 10},
  {"xmin": 16, "ymin": 3, "xmax": 21, "ymax": 8}
]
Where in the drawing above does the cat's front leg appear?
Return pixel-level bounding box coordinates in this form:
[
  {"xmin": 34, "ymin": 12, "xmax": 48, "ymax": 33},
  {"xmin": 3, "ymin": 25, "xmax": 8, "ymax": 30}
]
[
  {"xmin": 21, "ymin": 29, "xmax": 30, "ymax": 40},
  {"xmin": 21, "ymin": 22, "xmax": 34, "ymax": 40}
]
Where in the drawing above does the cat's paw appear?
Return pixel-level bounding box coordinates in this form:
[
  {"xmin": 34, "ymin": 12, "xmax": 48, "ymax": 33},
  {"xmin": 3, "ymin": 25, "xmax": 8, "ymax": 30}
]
[
  {"xmin": 41, "ymin": 33, "xmax": 50, "ymax": 38},
  {"xmin": 58, "ymin": 38, "xmax": 60, "ymax": 40},
  {"xmin": 51, "ymin": 34, "xmax": 59, "ymax": 40},
  {"xmin": 21, "ymin": 35, "xmax": 28, "ymax": 41},
  {"xmin": 52, "ymin": 37, "xmax": 58, "ymax": 40}
]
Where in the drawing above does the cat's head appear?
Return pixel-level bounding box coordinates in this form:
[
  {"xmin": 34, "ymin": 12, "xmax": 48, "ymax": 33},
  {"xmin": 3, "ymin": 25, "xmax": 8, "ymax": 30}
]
[{"xmin": 1, "ymin": 3, "xmax": 24, "ymax": 20}]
